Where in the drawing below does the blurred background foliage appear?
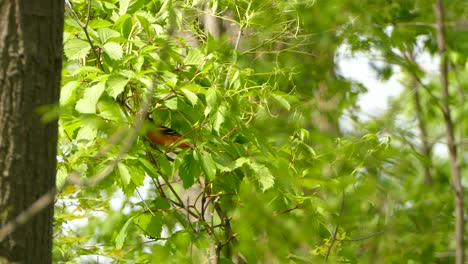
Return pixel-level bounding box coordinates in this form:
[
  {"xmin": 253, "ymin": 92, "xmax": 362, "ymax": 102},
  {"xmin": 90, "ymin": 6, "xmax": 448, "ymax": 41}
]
[{"xmin": 55, "ymin": 0, "xmax": 467, "ymax": 263}]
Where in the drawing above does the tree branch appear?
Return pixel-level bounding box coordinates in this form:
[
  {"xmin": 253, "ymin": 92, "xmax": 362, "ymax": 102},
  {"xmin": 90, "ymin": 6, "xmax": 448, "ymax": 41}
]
[
  {"xmin": 325, "ymin": 190, "xmax": 345, "ymax": 262},
  {"xmin": 410, "ymin": 76, "xmax": 432, "ymax": 185},
  {"xmin": 0, "ymin": 189, "xmax": 56, "ymax": 242},
  {"xmin": 64, "ymin": 0, "xmax": 103, "ymax": 69}
]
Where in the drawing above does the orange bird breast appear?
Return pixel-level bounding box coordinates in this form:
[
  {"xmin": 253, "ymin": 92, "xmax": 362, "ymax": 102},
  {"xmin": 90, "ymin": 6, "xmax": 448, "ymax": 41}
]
[{"xmin": 146, "ymin": 126, "xmax": 190, "ymax": 149}]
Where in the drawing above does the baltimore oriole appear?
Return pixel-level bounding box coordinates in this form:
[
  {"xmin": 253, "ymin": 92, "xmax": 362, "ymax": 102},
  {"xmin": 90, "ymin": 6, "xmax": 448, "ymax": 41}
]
[{"xmin": 146, "ymin": 125, "xmax": 190, "ymax": 149}]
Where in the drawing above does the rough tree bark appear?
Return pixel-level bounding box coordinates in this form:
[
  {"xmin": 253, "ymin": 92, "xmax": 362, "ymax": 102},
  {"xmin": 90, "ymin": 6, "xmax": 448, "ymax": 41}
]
[{"xmin": 0, "ymin": 0, "xmax": 64, "ymax": 263}]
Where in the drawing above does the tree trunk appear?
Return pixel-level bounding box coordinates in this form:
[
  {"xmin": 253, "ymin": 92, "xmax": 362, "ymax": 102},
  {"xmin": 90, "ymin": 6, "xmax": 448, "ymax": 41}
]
[
  {"xmin": 0, "ymin": 0, "xmax": 64, "ymax": 263},
  {"xmin": 433, "ymin": 1, "xmax": 465, "ymax": 263}
]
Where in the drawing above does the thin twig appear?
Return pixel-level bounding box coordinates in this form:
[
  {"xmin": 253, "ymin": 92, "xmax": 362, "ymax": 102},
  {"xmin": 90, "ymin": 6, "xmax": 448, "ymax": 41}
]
[
  {"xmin": 409, "ymin": 73, "xmax": 432, "ymax": 185},
  {"xmin": 84, "ymin": 0, "xmax": 91, "ymax": 28},
  {"xmin": 402, "ymin": 51, "xmax": 444, "ymax": 111},
  {"xmin": 136, "ymin": 188, "xmax": 155, "ymax": 216},
  {"xmin": 338, "ymin": 230, "xmax": 384, "ymax": 242},
  {"xmin": 164, "ymin": 121, "xmax": 205, "ymax": 151},
  {"xmin": 325, "ymin": 191, "xmax": 345, "ymax": 262},
  {"xmin": 185, "ymin": 197, "xmax": 199, "ymax": 237},
  {"xmin": 214, "ymin": 198, "xmax": 238, "ymax": 261},
  {"xmin": 273, "ymin": 205, "xmax": 301, "ymax": 216},
  {"xmin": 64, "ymin": 0, "xmax": 103, "ymax": 69},
  {"xmin": 146, "ymin": 150, "xmax": 201, "ymax": 219},
  {"xmin": 241, "ymin": 26, "xmax": 290, "ymax": 55},
  {"xmin": 224, "ymin": 28, "xmax": 243, "ymax": 89},
  {"xmin": 221, "ymin": 128, "xmax": 237, "ymax": 140}
]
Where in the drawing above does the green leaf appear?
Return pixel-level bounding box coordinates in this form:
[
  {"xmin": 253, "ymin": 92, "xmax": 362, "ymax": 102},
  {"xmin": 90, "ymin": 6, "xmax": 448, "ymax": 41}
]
[
  {"xmin": 118, "ymin": 70, "xmax": 136, "ymax": 79},
  {"xmin": 136, "ymin": 15, "xmax": 155, "ymax": 38},
  {"xmin": 152, "ymin": 197, "xmax": 171, "ymax": 210},
  {"xmin": 184, "ymin": 48, "xmax": 204, "ymax": 65},
  {"xmin": 179, "ymin": 151, "xmax": 201, "ymax": 188},
  {"xmin": 118, "ymin": 162, "xmax": 131, "ymax": 186},
  {"xmin": 103, "ymin": 1, "xmax": 117, "ymax": 9},
  {"xmin": 181, "ymin": 84, "xmax": 203, "ymax": 94},
  {"xmin": 75, "ymin": 82, "xmax": 106, "ymax": 114},
  {"xmin": 128, "ymin": 163, "xmax": 145, "ymax": 187},
  {"xmin": 181, "ymin": 88, "xmax": 198, "ymax": 106},
  {"xmin": 204, "ymin": 87, "xmax": 219, "ymax": 116},
  {"xmin": 206, "ymin": 88, "xmax": 218, "ymax": 108},
  {"xmin": 137, "ymin": 75, "xmax": 153, "ymax": 88},
  {"xmin": 213, "ymin": 104, "xmax": 226, "ymax": 133},
  {"xmin": 158, "ymin": 0, "xmax": 171, "ymax": 15},
  {"xmin": 229, "ymin": 70, "xmax": 241, "ymax": 90},
  {"xmin": 60, "ymin": 81, "xmax": 80, "ymax": 106},
  {"xmin": 133, "ymin": 213, "xmax": 162, "ymax": 238},
  {"xmin": 56, "ymin": 166, "xmax": 68, "ymax": 189},
  {"xmin": 64, "ymin": 18, "xmax": 81, "ymax": 29},
  {"xmin": 70, "ymin": 66, "xmax": 103, "ymax": 76},
  {"xmin": 163, "ymin": 97, "xmax": 179, "ymax": 110},
  {"xmin": 271, "ymin": 93, "xmax": 291, "ymax": 111},
  {"xmin": 97, "ymin": 98, "xmax": 126, "ymax": 122},
  {"xmin": 64, "ymin": 39, "xmax": 91, "ymax": 60},
  {"xmin": 126, "ymin": 0, "xmax": 146, "ymax": 14},
  {"xmin": 250, "ymin": 162, "xmax": 275, "ymax": 192},
  {"xmin": 115, "ymin": 215, "xmax": 136, "ymax": 249},
  {"xmin": 106, "ymin": 74, "xmax": 128, "ymax": 98},
  {"xmin": 76, "ymin": 124, "xmax": 98, "ymax": 142},
  {"xmin": 134, "ymin": 55, "xmax": 144, "ymax": 72},
  {"xmin": 86, "ymin": 27, "xmax": 99, "ymax": 42},
  {"xmin": 200, "ymin": 150, "xmax": 217, "ymax": 180},
  {"xmin": 62, "ymin": 118, "xmax": 81, "ymax": 139},
  {"xmin": 97, "ymin": 28, "xmax": 120, "ymax": 43},
  {"xmin": 213, "ymin": 157, "xmax": 272, "ymax": 190},
  {"xmin": 114, "ymin": 14, "xmax": 132, "ymax": 37},
  {"xmin": 103, "ymin": 42, "xmax": 123, "ymax": 60},
  {"xmin": 172, "ymin": 231, "xmax": 192, "ymax": 252},
  {"xmin": 158, "ymin": 155, "xmax": 172, "ymax": 179},
  {"xmin": 139, "ymin": 158, "xmax": 159, "ymax": 178},
  {"xmin": 119, "ymin": 0, "xmax": 130, "ymax": 15},
  {"xmin": 88, "ymin": 19, "xmax": 114, "ymax": 29},
  {"xmin": 217, "ymin": 157, "xmax": 250, "ymax": 173},
  {"xmin": 160, "ymin": 71, "xmax": 178, "ymax": 87}
]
